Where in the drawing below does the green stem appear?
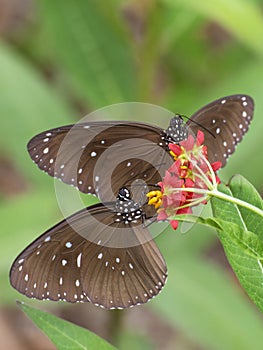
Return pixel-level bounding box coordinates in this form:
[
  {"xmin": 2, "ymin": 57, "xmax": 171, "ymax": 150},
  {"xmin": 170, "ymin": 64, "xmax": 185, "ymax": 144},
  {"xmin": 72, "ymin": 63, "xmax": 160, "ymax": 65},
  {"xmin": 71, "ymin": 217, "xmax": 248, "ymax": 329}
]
[
  {"xmin": 208, "ymin": 189, "xmax": 263, "ymax": 218},
  {"xmin": 173, "ymin": 187, "xmax": 263, "ymax": 218}
]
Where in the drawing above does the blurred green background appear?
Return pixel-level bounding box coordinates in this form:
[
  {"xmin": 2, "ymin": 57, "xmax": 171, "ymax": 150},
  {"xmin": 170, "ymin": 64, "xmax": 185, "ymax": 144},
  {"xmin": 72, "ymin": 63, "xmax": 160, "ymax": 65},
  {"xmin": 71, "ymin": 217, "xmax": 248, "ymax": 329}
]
[{"xmin": 1, "ymin": 0, "xmax": 263, "ymax": 349}]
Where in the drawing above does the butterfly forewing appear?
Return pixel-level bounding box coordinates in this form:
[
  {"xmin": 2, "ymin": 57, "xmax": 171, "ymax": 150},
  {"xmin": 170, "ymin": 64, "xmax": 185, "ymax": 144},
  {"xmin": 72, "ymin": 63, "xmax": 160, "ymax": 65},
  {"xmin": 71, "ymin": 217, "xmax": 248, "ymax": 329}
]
[
  {"xmin": 187, "ymin": 94, "xmax": 254, "ymax": 166},
  {"xmin": 10, "ymin": 203, "xmax": 167, "ymax": 309},
  {"xmin": 27, "ymin": 122, "xmax": 170, "ymax": 201}
]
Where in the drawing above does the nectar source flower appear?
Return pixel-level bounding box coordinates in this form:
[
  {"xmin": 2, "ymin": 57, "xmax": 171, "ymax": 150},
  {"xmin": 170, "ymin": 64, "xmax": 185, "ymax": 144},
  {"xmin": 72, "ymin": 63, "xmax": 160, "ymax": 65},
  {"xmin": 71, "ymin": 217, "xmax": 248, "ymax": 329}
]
[{"xmin": 147, "ymin": 130, "xmax": 222, "ymax": 229}]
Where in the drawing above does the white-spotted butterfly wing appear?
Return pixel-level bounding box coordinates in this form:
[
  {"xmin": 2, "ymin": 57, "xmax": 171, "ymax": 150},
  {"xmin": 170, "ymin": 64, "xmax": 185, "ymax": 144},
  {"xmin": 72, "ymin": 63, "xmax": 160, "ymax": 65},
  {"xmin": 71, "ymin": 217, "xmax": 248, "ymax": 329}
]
[
  {"xmin": 187, "ymin": 94, "xmax": 254, "ymax": 166},
  {"xmin": 10, "ymin": 193, "xmax": 167, "ymax": 309}
]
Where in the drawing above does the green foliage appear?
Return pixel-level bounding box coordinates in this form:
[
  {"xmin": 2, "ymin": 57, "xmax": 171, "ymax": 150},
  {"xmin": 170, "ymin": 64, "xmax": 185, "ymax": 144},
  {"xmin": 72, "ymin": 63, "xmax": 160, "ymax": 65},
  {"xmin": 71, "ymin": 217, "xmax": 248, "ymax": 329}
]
[
  {"xmin": 211, "ymin": 175, "xmax": 263, "ymax": 313},
  {"xmin": 163, "ymin": 0, "xmax": 263, "ymax": 55},
  {"xmin": 2, "ymin": 0, "xmax": 263, "ymax": 349},
  {"xmin": 18, "ymin": 302, "xmax": 116, "ymax": 350},
  {"xmin": 174, "ymin": 175, "xmax": 263, "ymax": 314},
  {"xmin": 37, "ymin": 0, "xmax": 137, "ymax": 108},
  {"xmin": 153, "ymin": 256, "xmax": 263, "ymax": 350}
]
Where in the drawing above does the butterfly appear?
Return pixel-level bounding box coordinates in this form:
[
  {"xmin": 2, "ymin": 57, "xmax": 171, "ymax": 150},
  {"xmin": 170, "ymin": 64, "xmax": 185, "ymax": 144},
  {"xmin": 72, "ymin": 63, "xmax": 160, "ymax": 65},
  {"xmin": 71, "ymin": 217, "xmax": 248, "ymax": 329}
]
[
  {"xmin": 10, "ymin": 187, "xmax": 167, "ymax": 309},
  {"xmin": 27, "ymin": 95, "xmax": 254, "ymax": 203},
  {"xmin": 10, "ymin": 94, "xmax": 254, "ymax": 309}
]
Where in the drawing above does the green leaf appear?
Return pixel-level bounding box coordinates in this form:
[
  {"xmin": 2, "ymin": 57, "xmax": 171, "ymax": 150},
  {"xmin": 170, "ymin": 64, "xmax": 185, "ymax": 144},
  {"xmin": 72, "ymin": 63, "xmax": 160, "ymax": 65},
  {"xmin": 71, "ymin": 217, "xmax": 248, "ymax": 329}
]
[
  {"xmin": 213, "ymin": 175, "xmax": 263, "ymax": 239},
  {"xmin": 211, "ymin": 175, "xmax": 263, "ymax": 312},
  {"xmin": 38, "ymin": 0, "xmax": 137, "ymax": 108},
  {"xmin": 213, "ymin": 220, "xmax": 263, "ymax": 313},
  {"xmin": 171, "ymin": 175, "xmax": 263, "ymax": 312},
  {"xmin": 18, "ymin": 302, "xmax": 116, "ymax": 350},
  {"xmin": 220, "ymin": 224, "xmax": 263, "ymax": 260},
  {"xmin": 162, "ymin": 0, "xmax": 263, "ymax": 56}
]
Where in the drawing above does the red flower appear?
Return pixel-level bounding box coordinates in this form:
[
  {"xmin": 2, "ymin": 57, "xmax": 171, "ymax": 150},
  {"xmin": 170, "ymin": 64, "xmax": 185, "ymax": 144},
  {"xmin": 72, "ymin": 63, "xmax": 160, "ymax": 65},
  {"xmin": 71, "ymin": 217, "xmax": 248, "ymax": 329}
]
[{"xmin": 148, "ymin": 130, "xmax": 222, "ymax": 230}]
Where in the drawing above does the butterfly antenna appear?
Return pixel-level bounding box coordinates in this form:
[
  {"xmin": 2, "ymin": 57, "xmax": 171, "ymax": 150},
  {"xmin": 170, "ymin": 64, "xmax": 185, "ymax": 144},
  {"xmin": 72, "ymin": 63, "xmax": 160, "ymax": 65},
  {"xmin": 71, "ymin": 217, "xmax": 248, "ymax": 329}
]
[{"xmin": 181, "ymin": 114, "xmax": 216, "ymax": 138}]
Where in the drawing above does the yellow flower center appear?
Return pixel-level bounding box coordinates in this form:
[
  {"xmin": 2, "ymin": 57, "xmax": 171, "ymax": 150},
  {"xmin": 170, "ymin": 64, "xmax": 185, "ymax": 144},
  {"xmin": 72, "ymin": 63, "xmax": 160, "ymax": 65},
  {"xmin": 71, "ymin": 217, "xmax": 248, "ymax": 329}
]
[{"xmin": 146, "ymin": 190, "xmax": 163, "ymax": 209}]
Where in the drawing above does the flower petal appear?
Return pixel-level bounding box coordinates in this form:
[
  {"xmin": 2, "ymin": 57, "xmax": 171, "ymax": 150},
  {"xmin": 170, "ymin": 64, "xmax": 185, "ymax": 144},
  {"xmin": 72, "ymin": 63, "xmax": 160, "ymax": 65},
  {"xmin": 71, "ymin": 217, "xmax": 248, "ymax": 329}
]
[
  {"xmin": 169, "ymin": 143, "xmax": 182, "ymax": 157},
  {"xmin": 211, "ymin": 161, "xmax": 222, "ymax": 172},
  {"xmin": 157, "ymin": 209, "xmax": 168, "ymax": 221},
  {"xmin": 196, "ymin": 130, "xmax": 204, "ymax": 145},
  {"xmin": 170, "ymin": 220, "xmax": 179, "ymax": 230}
]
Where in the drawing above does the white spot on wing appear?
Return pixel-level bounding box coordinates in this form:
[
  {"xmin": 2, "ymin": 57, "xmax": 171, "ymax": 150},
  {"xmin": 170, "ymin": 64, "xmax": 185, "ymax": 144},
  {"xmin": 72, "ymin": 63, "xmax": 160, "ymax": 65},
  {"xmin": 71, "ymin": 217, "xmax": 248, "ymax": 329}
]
[
  {"xmin": 77, "ymin": 253, "xmax": 82, "ymax": 268},
  {"xmin": 75, "ymin": 279, "xmax": 80, "ymax": 287}
]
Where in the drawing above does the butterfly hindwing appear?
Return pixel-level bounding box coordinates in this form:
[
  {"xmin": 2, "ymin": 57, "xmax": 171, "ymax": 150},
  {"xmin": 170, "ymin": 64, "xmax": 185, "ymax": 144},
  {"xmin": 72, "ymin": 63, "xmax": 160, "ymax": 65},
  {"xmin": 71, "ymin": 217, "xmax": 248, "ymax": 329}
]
[{"xmin": 10, "ymin": 203, "xmax": 167, "ymax": 309}]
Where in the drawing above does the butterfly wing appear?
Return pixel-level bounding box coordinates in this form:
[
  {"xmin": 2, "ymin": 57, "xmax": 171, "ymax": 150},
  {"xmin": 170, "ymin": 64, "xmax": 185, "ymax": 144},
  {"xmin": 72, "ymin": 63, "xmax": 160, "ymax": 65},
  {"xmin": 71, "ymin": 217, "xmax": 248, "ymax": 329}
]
[
  {"xmin": 10, "ymin": 203, "xmax": 167, "ymax": 309},
  {"xmin": 28, "ymin": 122, "xmax": 172, "ymax": 201},
  {"xmin": 187, "ymin": 94, "xmax": 254, "ymax": 166}
]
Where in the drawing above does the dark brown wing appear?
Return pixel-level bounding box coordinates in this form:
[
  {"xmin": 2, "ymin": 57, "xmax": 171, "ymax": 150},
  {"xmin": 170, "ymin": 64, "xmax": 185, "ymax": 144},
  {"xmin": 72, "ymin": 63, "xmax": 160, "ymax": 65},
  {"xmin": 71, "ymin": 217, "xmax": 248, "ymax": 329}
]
[
  {"xmin": 27, "ymin": 122, "xmax": 172, "ymax": 201},
  {"xmin": 187, "ymin": 94, "xmax": 254, "ymax": 166},
  {"xmin": 10, "ymin": 203, "xmax": 167, "ymax": 309}
]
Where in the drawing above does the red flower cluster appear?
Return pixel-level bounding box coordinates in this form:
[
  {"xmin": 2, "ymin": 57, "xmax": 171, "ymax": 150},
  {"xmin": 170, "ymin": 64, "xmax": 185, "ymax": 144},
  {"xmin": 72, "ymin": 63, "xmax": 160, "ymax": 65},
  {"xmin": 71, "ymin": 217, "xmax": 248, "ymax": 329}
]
[{"xmin": 147, "ymin": 130, "xmax": 222, "ymax": 230}]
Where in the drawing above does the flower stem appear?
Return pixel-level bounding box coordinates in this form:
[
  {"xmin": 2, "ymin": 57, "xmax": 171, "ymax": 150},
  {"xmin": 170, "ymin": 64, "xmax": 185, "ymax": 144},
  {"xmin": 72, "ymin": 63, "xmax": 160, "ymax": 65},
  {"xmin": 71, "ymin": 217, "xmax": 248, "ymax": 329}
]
[
  {"xmin": 208, "ymin": 189, "xmax": 263, "ymax": 218},
  {"xmin": 172, "ymin": 187, "xmax": 263, "ymax": 218}
]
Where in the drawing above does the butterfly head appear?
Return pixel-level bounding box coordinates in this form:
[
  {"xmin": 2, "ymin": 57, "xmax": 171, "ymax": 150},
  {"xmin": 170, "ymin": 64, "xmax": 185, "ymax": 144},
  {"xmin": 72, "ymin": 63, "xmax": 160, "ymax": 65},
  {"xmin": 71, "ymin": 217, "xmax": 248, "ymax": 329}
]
[
  {"xmin": 115, "ymin": 187, "xmax": 143, "ymax": 225},
  {"xmin": 117, "ymin": 187, "xmax": 131, "ymax": 201},
  {"xmin": 161, "ymin": 114, "xmax": 188, "ymax": 147}
]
